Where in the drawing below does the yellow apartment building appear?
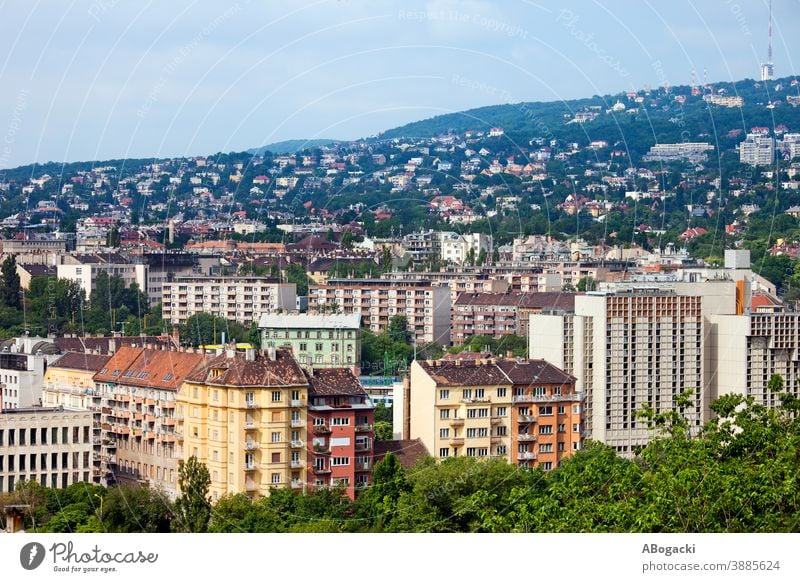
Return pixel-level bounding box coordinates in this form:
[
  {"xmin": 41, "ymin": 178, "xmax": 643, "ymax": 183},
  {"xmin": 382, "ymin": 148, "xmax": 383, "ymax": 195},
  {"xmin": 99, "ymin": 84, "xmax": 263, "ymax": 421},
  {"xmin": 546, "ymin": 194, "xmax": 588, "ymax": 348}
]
[{"xmin": 178, "ymin": 347, "xmax": 309, "ymax": 501}]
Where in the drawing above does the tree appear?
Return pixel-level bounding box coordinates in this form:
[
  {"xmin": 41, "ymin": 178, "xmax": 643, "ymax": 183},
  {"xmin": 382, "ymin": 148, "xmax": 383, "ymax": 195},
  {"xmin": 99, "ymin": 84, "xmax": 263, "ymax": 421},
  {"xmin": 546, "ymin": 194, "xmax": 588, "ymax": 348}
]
[
  {"xmin": 476, "ymin": 248, "xmax": 487, "ymax": 266},
  {"xmin": 284, "ymin": 262, "xmax": 313, "ymax": 296},
  {"xmin": 387, "ymin": 315, "xmax": 411, "ymax": 344},
  {"xmin": 180, "ymin": 313, "xmax": 248, "ymax": 347},
  {"xmin": 106, "ymin": 226, "xmax": 120, "ymax": 248},
  {"xmin": 374, "ymin": 421, "xmax": 393, "ymax": 440},
  {"xmin": 101, "ymin": 485, "xmax": 173, "ymax": 533},
  {"xmin": 355, "ymin": 453, "xmax": 410, "ymax": 530},
  {"xmin": 341, "ymin": 230, "xmax": 354, "ymax": 249},
  {"xmin": 173, "ymin": 456, "xmax": 211, "ymax": 533},
  {"xmin": 0, "ymin": 255, "xmax": 22, "ymax": 309},
  {"xmin": 576, "ymin": 276, "xmax": 595, "ymax": 292}
]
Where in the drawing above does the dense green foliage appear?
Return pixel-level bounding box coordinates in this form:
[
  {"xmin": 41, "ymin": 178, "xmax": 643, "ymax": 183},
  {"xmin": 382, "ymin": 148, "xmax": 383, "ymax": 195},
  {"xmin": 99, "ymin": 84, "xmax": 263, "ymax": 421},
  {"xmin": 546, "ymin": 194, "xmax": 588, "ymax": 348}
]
[
  {"xmin": 449, "ymin": 334, "xmax": 528, "ymax": 357},
  {"xmin": 179, "ymin": 312, "xmax": 251, "ymax": 347},
  {"xmin": 173, "ymin": 456, "xmax": 212, "ymax": 533}
]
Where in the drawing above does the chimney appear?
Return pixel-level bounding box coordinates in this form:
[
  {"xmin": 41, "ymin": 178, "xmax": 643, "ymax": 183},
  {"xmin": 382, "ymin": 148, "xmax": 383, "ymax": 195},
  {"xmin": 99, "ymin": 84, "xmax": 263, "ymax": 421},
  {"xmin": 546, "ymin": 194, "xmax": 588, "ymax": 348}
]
[
  {"xmin": 245, "ymin": 348, "xmax": 255, "ymax": 361},
  {"xmin": 171, "ymin": 325, "xmax": 180, "ymax": 347}
]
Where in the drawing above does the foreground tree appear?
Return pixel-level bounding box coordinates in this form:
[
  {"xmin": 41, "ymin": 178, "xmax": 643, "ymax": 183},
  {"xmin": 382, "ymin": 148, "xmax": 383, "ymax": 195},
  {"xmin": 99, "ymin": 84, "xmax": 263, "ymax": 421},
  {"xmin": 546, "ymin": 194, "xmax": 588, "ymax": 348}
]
[{"xmin": 173, "ymin": 456, "xmax": 212, "ymax": 533}]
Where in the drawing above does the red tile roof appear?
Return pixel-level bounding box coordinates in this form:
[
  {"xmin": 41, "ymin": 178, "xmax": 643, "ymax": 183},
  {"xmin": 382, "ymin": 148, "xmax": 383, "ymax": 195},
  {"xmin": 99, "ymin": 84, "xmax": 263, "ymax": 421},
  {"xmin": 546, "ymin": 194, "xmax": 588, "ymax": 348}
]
[
  {"xmin": 93, "ymin": 347, "xmax": 205, "ymax": 391},
  {"xmin": 373, "ymin": 439, "xmax": 430, "ymax": 469},
  {"xmin": 185, "ymin": 348, "xmax": 307, "ymax": 387}
]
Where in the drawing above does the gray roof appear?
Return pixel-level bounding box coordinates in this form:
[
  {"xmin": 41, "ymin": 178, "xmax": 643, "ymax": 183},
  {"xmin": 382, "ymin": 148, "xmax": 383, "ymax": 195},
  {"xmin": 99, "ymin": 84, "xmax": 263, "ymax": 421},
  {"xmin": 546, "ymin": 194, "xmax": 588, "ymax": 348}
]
[{"xmin": 258, "ymin": 313, "xmax": 361, "ymax": 329}]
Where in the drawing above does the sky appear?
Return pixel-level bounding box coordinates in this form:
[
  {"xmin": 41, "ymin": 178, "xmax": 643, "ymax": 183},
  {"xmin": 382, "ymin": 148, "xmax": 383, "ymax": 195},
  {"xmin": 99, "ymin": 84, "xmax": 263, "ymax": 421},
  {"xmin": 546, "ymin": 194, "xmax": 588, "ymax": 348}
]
[{"xmin": 0, "ymin": 0, "xmax": 797, "ymax": 169}]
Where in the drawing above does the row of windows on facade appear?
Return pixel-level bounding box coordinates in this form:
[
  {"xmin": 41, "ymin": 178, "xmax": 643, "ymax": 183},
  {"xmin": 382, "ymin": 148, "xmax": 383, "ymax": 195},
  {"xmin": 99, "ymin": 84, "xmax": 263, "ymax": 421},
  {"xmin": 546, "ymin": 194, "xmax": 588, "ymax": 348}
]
[
  {"xmin": 438, "ymin": 387, "xmax": 575, "ymax": 400},
  {"xmin": 437, "ymin": 407, "xmax": 580, "ymax": 420},
  {"xmin": 0, "ymin": 426, "xmax": 91, "ymax": 447},
  {"xmin": 439, "ymin": 423, "xmax": 580, "ymax": 437},
  {"xmin": 267, "ymin": 330, "xmax": 355, "ymax": 340},
  {"xmin": 0, "ymin": 451, "xmax": 91, "ymax": 473},
  {"xmin": 115, "ymin": 461, "xmax": 174, "ymax": 483},
  {"xmin": 1, "ymin": 472, "xmax": 89, "ymax": 493}
]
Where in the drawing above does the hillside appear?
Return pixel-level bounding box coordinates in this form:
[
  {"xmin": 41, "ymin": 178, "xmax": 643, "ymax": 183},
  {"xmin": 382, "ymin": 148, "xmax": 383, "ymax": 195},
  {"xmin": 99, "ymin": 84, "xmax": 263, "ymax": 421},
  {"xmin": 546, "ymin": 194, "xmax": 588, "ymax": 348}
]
[
  {"xmin": 378, "ymin": 76, "xmax": 800, "ymax": 159},
  {"xmin": 247, "ymin": 138, "xmax": 340, "ymax": 155}
]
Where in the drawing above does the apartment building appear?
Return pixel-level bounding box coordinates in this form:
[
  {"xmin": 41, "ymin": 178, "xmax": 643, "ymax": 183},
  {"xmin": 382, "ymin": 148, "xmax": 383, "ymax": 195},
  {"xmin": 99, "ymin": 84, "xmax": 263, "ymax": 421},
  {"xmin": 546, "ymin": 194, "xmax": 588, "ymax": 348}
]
[
  {"xmin": 410, "ymin": 356, "xmax": 581, "ymax": 470},
  {"xmin": 642, "ymin": 142, "xmax": 714, "ymax": 162},
  {"xmin": 162, "ymin": 276, "xmax": 297, "ymax": 326},
  {"xmin": 0, "ymin": 336, "xmax": 63, "ymax": 410},
  {"xmin": 739, "ymin": 133, "xmax": 775, "ymax": 166},
  {"xmin": 56, "ymin": 253, "xmax": 148, "ymax": 296},
  {"xmin": 381, "ymin": 269, "xmax": 509, "ymax": 302},
  {"xmin": 93, "ymin": 347, "xmax": 200, "ymax": 497},
  {"xmin": 452, "ymin": 292, "xmax": 576, "ymax": 344},
  {"xmin": 710, "ymin": 312, "xmax": 800, "ymax": 409},
  {"xmin": 43, "ymin": 352, "xmax": 111, "ymax": 484},
  {"xmin": 139, "ymin": 252, "xmax": 220, "ymax": 303},
  {"xmin": 306, "ymin": 368, "xmax": 375, "ymax": 499},
  {"xmin": 530, "ymin": 289, "xmax": 708, "ymax": 455},
  {"xmin": 0, "ymin": 406, "xmax": 94, "ymax": 493},
  {"xmin": 259, "ymin": 313, "xmax": 361, "ymax": 370},
  {"xmin": 179, "ymin": 347, "xmax": 309, "ymax": 501},
  {"xmin": 309, "ymin": 278, "xmax": 451, "ymax": 346}
]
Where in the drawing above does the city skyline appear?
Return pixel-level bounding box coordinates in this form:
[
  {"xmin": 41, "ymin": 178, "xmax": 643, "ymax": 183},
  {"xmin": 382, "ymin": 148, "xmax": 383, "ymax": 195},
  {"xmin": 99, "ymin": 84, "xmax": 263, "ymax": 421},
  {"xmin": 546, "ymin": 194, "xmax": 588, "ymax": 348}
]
[{"xmin": 1, "ymin": 0, "xmax": 797, "ymax": 169}]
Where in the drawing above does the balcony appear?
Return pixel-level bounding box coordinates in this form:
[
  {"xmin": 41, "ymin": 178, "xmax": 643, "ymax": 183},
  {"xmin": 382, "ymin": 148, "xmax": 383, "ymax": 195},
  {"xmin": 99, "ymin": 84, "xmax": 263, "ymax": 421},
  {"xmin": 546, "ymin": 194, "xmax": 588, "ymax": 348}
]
[
  {"xmin": 460, "ymin": 398, "xmax": 490, "ymax": 404},
  {"xmin": 290, "ymin": 460, "xmax": 305, "ymax": 469},
  {"xmin": 517, "ymin": 433, "xmax": 536, "ymax": 442},
  {"xmin": 355, "ymin": 424, "xmax": 373, "ymax": 433},
  {"xmin": 291, "ymin": 440, "xmax": 305, "ymax": 449},
  {"xmin": 313, "ymin": 425, "xmax": 331, "ymax": 435},
  {"xmin": 490, "ymin": 416, "xmax": 504, "ymax": 425},
  {"xmin": 355, "ymin": 462, "xmax": 372, "ymax": 472},
  {"xmin": 291, "ymin": 480, "xmax": 304, "ymax": 490},
  {"xmin": 244, "ymin": 441, "xmax": 260, "ymax": 450},
  {"xmin": 512, "ymin": 394, "xmax": 582, "ymax": 404},
  {"xmin": 355, "ymin": 442, "xmax": 371, "ymax": 452},
  {"xmin": 313, "ymin": 445, "xmax": 331, "ymax": 455},
  {"xmin": 517, "ymin": 451, "xmax": 537, "ymax": 461},
  {"xmin": 245, "ymin": 401, "xmax": 259, "ymax": 409},
  {"xmin": 244, "ymin": 421, "xmax": 257, "ymax": 430},
  {"xmin": 449, "ymin": 437, "xmax": 464, "ymax": 446},
  {"xmin": 245, "ymin": 481, "xmax": 259, "ymax": 492},
  {"xmin": 290, "ymin": 399, "xmax": 303, "ymax": 407},
  {"xmin": 449, "ymin": 417, "xmax": 464, "ymax": 426},
  {"xmin": 518, "ymin": 415, "xmax": 536, "ymax": 423},
  {"xmin": 313, "ymin": 466, "xmax": 331, "ymax": 475},
  {"xmin": 291, "ymin": 419, "xmax": 304, "ymax": 428},
  {"xmin": 244, "ymin": 463, "xmax": 258, "ymax": 471}
]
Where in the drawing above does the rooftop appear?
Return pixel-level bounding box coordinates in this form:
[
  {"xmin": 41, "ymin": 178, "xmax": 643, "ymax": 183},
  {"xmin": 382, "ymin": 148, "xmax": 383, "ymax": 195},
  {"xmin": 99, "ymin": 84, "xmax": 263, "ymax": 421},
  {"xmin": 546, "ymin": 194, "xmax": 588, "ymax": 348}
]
[{"xmin": 258, "ymin": 313, "xmax": 361, "ymax": 330}]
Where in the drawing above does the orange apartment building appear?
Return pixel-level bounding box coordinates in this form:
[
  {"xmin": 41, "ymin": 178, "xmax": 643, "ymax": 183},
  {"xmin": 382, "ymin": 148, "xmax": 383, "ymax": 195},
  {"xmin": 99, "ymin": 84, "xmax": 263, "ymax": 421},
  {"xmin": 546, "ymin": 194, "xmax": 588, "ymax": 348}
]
[{"xmin": 410, "ymin": 356, "xmax": 582, "ymax": 470}]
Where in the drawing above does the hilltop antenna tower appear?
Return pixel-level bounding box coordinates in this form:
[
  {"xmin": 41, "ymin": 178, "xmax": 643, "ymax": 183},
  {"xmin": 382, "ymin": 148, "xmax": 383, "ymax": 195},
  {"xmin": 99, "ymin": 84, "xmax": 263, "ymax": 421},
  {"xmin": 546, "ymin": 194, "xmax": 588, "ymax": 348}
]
[{"xmin": 760, "ymin": 0, "xmax": 774, "ymax": 81}]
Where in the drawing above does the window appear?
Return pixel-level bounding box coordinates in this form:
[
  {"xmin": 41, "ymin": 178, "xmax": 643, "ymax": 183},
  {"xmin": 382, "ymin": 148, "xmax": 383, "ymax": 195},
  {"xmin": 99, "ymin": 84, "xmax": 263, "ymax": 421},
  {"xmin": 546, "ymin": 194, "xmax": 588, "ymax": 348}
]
[
  {"xmin": 478, "ymin": 428, "xmax": 488, "ymax": 437},
  {"xmin": 466, "ymin": 428, "xmax": 477, "ymax": 438},
  {"xmin": 539, "ymin": 443, "xmax": 553, "ymax": 453},
  {"xmin": 475, "ymin": 389, "xmax": 485, "ymax": 398},
  {"xmin": 573, "ymin": 404, "xmax": 581, "ymax": 414},
  {"xmin": 495, "ymin": 406, "xmax": 506, "ymax": 417},
  {"xmin": 558, "ymin": 442, "xmax": 565, "ymax": 452},
  {"xmin": 439, "ymin": 428, "xmax": 450, "ymax": 438},
  {"xmin": 272, "ymin": 391, "xmax": 281, "ymax": 402},
  {"xmin": 496, "ymin": 445, "xmax": 507, "ymax": 455},
  {"xmin": 299, "ymin": 343, "xmax": 307, "ymax": 351},
  {"xmin": 534, "ymin": 387, "xmax": 546, "ymax": 396},
  {"xmin": 331, "ymin": 417, "xmax": 350, "ymax": 426},
  {"xmin": 496, "ymin": 426, "xmax": 507, "ymax": 436},
  {"xmin": 315, "ymin": 343, "xmax": 323, "ymax": 351},
  {"xmin": 439, "ymin": 389, "xmax": 449, "ymax": 400},
  {"xmin": 271, "ymin": 473, "xmax": 281, "ymax": 484},
  {"xmin": 496, "ymin": 387, "xmax": 506, "ymax": 398},
  {"xmin": 439, "ymin": 409, "xmax": 450, "ymax": 420},
  {"xmin": 462, "ymin": 389, "xmax": 472, "ymax": 400},
  {"xmin": 557, "ymin": 405, "xmax": 566, "ymax": 415},
  {"xmin": 271, "ymin": 432, "xmax": 281, "ymax": 443},
  {"xmin": 466, "ymin": 447, "xmax": 477, "ymax": 457},
  {"xmin": 541, "ymin": 461, "xmax": 553, "ymax": 470},
  {"xmin": 331, "ymin": 457, "xmax": 349, "ymax": 466},
  {"xmin": 439, "ymin": 448, "xmax": 449, "ymax": 458},
  {"xmin": 477, "ymin": 408, "xmax": 488, "ymax": 418},
  {"xmin": 539, "ymin": 406, "xmax": 553, "ymax": 416},
  {"xmin": 573, "ymin": 423, "xmax": 581, "ymax": 433},
  {"xmin": 271, "ymin": 452, "xmax": 281, "ymax": 463},
  {"xmin": 467, "ymin": 409, "xmax": 476, "ymax": 419},
  {"xmin": 539, "ymin": 425, "xmax": 553, "ymax": 435},
  {"xmin": 558, "ymin": 424, "xmax": 566, "ymax": 433}
]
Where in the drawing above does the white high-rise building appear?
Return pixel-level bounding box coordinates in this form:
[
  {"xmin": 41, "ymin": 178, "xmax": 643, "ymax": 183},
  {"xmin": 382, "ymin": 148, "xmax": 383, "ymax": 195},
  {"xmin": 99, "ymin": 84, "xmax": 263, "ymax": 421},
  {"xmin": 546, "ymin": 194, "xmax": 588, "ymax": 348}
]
[{"xmin": 740, "ymin": 134, "xmax": 775, "ymax": 166}]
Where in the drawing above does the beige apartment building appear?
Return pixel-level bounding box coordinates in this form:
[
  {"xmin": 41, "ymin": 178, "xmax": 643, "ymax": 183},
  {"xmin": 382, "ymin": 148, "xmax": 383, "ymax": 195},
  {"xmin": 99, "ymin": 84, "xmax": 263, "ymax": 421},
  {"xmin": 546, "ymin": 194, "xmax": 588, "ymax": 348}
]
[
  {"xmin": 93, "ymin": 347, "xmax": 200, "ymax": 497},
  {"xmin": 178, "ymin": 347, "xmax": 309, "ymax": 501},
  {"xmin": 309, "ymin": 278, "xmax": 451, "ymax": 346},
  {"xmin": 0, "ymin": 406, "xmax": 94, "ymax": 493},
  {"xmin": 162, "ymin": 276, "xmax": 297, "ymax": 326}
]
